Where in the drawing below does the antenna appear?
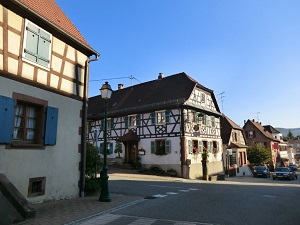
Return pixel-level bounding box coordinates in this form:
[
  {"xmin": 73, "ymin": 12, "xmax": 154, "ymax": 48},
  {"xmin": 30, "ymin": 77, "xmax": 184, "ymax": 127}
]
[
  {"xmin": 218, "ymin": 91, "xmax": 225, "ymax": 113},
  {"xmin": 256, "ymin": 112, "xmax": 260, "ymax": 122}
]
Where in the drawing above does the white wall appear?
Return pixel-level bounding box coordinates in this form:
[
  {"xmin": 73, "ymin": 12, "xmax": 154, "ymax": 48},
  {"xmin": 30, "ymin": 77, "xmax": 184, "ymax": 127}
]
[{"xmin": 0, "ymin": 77, "xmax": 81, "ymax": 203}]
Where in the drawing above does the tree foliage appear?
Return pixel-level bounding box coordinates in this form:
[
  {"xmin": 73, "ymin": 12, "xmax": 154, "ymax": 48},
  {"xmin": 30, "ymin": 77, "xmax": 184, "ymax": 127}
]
[
  {"xmin": 86, "ymin": 142, "xmax": 101, "ymax": 178},
  {"xmin": 286, "ymin": 129, "xmax": 294, "ymax": 140},
  {"xmin": 247, "ymin": 145, "xmax": 271, "ymax": 165},
  {"xmin": 114, "ymin": 141, "xmax": 123, "ymax": 158}
]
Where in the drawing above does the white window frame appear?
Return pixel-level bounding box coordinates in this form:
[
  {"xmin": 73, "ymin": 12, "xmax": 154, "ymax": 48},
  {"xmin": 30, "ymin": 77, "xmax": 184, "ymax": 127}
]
[
  {"xmin": 156, "ymin": 111, "xmax": 165, "ymax": 124},
  {"xmin": 22, "ymin": 20, "xmax": 52, "ymax": 70},
  {"xmin": 129, "ymin": 115, "xmax": 137, "ymax": 127}
]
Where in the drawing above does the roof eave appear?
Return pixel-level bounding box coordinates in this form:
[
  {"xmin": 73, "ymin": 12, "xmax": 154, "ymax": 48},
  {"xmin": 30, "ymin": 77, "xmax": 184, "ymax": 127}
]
[{"xmin": 10, "ymin": 0, "xmax": 99, "ymax": 57}]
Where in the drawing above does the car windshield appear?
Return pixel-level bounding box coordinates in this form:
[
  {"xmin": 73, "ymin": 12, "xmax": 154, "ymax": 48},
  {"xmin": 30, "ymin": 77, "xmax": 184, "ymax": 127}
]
[
  {"xmin": 255, "ymin": 166, "xmax": 266, "ymax": 170},
  {"xmin": 275, "ymin": 168, "xmax": 289, "ymax": 172}
]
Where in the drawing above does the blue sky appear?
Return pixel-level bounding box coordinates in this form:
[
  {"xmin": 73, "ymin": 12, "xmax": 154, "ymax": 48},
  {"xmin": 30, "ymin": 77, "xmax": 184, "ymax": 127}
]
[{"xmin": 56, "ymin": 0, "xmax": 300, "ymax": 128}]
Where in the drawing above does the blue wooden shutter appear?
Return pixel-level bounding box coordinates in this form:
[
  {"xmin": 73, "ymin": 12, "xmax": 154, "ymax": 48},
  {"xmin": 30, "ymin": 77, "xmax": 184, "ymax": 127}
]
[
  {"xmin": 211, "ymin": 116, "xmax": 215, "ymax": 127},
  {"xmin": 165, "ymin": 110, "xmax": 170, "ymax": 123},
  {"xmin": 198, "ymin": 141, "xmax": 203, "ymax": 153},
  {"xmin": 110, "ymin": 118, "xmax": 114, "ymax": 129},
  {"xmin": 136, "ymin": 114, "xmax": 141, "ymax": 126},
  {"xmin": 124, "ymin": 116, "xmax": 128, "ymax": 128},
  {"xmin": 37, "ymin": 29, "xmax": 51, "ymax": 66},
  {"xmin": 0, "ymin": 96, "xmax": 14, "ymax": 143},
  {"xmin": 165, "ymin": 140, "xmax": 171, "ymax": 154},
  {"xmin": 44, "ymin": 106, "xmax": 58, "ymax": 145},
  {"xmin": 109, "ymin": 143, "xmax": 113, "ymax": 155},
  {"xmin": 100, "ymin": 143, "xmax": 103, "ymax": 154},
  {"xmin": 150, "ymin": 112, "xmax": 156, "ymax": 124},
  {"xmin": 151, "ymin": 141, "xmax": 155, "ymax": 154}
]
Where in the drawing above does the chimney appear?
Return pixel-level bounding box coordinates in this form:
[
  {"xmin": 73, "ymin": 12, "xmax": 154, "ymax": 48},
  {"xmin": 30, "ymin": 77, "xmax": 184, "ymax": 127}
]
[
  {"xmin": 244, "ymin": 120, "xmax": 246, "ymax": 124},
  {"xmin": 118, "ymin": 84, "xmax": 124, "ymax": 90},
  {"xmin": 158, "ymin": 73, "xmax": 164, "ymax": 80}
]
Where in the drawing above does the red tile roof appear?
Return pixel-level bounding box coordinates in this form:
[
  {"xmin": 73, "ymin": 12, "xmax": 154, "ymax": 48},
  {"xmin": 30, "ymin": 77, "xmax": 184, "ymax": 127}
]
[{"xmin": 14, "ymin": 0, "xmax": 97, "ymax": 54}]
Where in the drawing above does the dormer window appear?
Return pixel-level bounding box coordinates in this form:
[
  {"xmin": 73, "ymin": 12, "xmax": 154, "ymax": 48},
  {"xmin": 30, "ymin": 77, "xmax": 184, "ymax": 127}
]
[{"xmin": 22, "ymin": 20, "xmax": 52, "ymax": 69}]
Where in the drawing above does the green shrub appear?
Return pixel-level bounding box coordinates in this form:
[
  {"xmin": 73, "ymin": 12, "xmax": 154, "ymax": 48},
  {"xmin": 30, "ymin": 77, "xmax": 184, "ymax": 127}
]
[
  {"xmin": 84, "ymin": 179, "xmax": 100, "ymax": 195},
  {"xmin": 86, "ymin": 142, "xmax": 101, "ymax": 178}
]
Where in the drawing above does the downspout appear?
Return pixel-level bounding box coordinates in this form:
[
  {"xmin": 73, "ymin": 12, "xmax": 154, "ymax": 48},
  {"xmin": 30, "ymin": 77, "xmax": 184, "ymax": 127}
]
[
  {"xmin": 180, "ymin": 107, "xmax": 185, "ymax": 178},
  {"xmin": 80, "ymin": 54, "xmax": 99, "ymax": 197}
]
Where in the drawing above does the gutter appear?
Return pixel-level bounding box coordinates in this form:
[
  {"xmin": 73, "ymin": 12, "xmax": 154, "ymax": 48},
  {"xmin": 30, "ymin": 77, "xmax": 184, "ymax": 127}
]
[{"xmin": 80, "ymin": 54, "xmax": 99, "ymax": 197}]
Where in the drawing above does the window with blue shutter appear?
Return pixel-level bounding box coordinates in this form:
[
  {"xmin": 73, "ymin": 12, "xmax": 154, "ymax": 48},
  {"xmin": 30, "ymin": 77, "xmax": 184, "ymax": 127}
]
[
  {"xmin": 165, "ymin": 110, "xmax": 170, "ymax": 123},
  {"xmin": 44, "ymin": 107, "xmax": 59, "ymax": 145},
  {"xmin": 23, "ymin": 20, "xmax": 51, "ymax": 68},
  {"xmin": 150, "ymin": 112, "xmax": 156, "ymax": 125},
  {"xmin": 165, "ymin": 140, "xmax": 171, "ymax": 154},
  {"xmin": 0, "ymin": 96, "xmax": 14, "ymax": 143},
  {"xmin": 151, "ymin": 141, "xmax": 155, "ymax": 154}
]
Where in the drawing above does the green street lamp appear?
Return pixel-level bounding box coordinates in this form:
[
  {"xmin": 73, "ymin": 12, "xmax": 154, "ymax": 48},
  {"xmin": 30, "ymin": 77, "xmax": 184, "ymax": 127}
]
[{"xmin": 99, "ymin": 81, "xmax": 112, "ymax": 202}]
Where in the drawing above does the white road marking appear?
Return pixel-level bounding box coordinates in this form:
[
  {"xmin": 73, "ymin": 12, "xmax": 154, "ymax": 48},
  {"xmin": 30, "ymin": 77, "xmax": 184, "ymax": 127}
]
[
  {"xmin": 166, "ymin": 192, "xmax": 178, "ymax": 195},
  {"xmin": 152, "ymin": 194, "xmax": 168, "ymax": 198}
]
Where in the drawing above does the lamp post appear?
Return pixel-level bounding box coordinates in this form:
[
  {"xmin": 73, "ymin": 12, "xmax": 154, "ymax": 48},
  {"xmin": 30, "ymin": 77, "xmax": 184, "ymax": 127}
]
[{"xmin": 99, "ymin": 82, "xmax": 112, "ymax": 202}]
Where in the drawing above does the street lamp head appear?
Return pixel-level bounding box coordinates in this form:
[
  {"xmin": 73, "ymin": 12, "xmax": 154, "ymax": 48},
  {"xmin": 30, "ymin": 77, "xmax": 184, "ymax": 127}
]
[{"xmin": 100, "ymin": 82, "xmax": 113, "ymax": 99}]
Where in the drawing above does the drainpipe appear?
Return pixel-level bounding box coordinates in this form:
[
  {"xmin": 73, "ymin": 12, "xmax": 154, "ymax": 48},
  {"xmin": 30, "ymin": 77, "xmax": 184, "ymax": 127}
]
[
  {"xmin": 80, "ymin": 54, "xmax": 99, "ymax": 197},
  {"xmin": 180, "ymin": 107, "xmax": 185, "ymax": 178}
]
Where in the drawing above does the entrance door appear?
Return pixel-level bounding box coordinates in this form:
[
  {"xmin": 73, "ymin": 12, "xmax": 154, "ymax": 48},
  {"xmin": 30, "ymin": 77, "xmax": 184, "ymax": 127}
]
[{"xmin": 125, "ymin": 142, "xmax": 138, "ymax": 164}]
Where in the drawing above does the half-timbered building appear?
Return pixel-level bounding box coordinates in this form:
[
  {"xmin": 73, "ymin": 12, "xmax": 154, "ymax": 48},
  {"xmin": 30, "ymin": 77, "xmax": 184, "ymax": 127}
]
[
  {"xmin": 87, "ymin": 73, "xmax": 223, "ymax": 179},
  {"xmin": 0, "ymin": 0, "xmax": 98, "ymax": 205}
]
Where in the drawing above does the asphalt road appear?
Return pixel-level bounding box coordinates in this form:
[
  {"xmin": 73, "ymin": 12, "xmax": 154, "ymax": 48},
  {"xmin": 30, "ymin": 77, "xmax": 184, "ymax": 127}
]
[{"xmin": 105, "ymin": 171, "xmax": 300, "ymax": 225}]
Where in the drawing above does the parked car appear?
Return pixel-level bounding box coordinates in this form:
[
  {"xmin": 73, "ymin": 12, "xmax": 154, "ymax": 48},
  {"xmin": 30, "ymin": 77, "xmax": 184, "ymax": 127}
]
[
  {"xmin": 253, "ymin": 166, "xmax": 270, "ymax": 178},
  {"xmin": 289, "ymin": 164, "xmax": 298, "ymax": 171},
  {"xmin": 272, "ymin": 167, "xmax": 296, "ymax": 180}
]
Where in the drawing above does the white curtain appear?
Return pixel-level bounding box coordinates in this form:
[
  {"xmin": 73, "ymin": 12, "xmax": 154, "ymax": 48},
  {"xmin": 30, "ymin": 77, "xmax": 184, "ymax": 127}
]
[
  {"xmin": 13, "ymin": 105, "xmax": 24, "ymax": 139},
  {"xmin": 26, "ymin": 107, "xmax": 36, "ymax": 140}
]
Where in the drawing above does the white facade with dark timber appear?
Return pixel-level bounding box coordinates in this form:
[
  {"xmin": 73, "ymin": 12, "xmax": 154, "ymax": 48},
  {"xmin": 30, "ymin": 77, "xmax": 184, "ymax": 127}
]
[
  {"xmin": 87, "ymin": 73, "xmax": 224, "ymax": 179},
  {"xmin": 0, "ymin": 0, "xmax": 98, "ymax": 203}
]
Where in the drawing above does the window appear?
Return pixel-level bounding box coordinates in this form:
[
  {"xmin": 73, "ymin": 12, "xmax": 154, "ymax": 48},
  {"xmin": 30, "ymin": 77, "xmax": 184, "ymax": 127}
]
[
  {"xmin": 151, "ymin": 139, "xmax": 171, "ymax": 155},
  {"xmin": 188, "ymin": 139, "xmax": 203, "ymax": 154},
  {"xmin": 28, "ymin": 177, "xmax": 46, "ymax": 198},
  {"xmin": 151, "ymin": 111, "xmax": 170, "ymax": 125},
  {"xmin": 102, "ymin": 118, "xmax": 114, "ymax": 130},
  {"xmin": 22, "ymin": 20, "xmax": 52, "ymax": 68},
  {"xmin": 248, "ymin": 131, "xmax": 255, "ymax": 138},
  {"xmin": 100, "ymin": 142, "xmax": 113, "ymax": 155},
  {"xmin": 201, "ymin": 93, "xmax": 205, "ymax": 103},
  {"xmin": 129, "ymin": 115, "xmax": 136, "ymax": 127},
  {"xmin": 0, "ymin": 94, "xmax": 58, "ymax": 146},
  {"xmin": 232, "ymin": 132, "xmax": 238, "ymax": 142}
]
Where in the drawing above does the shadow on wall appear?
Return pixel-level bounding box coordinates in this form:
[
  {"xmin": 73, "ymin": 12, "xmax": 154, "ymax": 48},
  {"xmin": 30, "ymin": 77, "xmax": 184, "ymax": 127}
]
[{"xmin": 0, "ymin": 174, "xmax": 36, "ymax": 225}]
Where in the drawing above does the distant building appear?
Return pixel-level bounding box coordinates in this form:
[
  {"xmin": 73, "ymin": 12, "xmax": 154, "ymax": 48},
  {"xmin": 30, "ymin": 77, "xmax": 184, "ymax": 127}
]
[
  {"xmin": 243, "ymin": 120, "xmax": 280, "ymax": 168},
  {"xmin": 220, "ymin": 115, "xmax": 250, "ymax": 176},
  {"xmin": 87, "ymin": 73, "xmax": 224, "ymax": 179}
]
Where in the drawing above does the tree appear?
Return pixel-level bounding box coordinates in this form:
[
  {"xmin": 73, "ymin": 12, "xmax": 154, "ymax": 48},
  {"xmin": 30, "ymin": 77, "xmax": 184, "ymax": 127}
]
[
  {"xmin": 247, "ymin": 145, "xmax": 271, "ymax": 166},
  {"xmin": 286, "ymin": 129, "xmax": 294, "ymax": 140},
  {"xmin": 114, "ymin": 141, "xmax": 123, "ymax": 158}
]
